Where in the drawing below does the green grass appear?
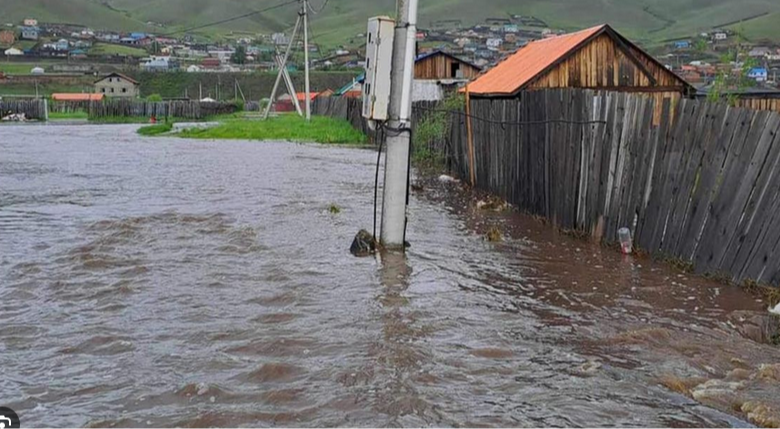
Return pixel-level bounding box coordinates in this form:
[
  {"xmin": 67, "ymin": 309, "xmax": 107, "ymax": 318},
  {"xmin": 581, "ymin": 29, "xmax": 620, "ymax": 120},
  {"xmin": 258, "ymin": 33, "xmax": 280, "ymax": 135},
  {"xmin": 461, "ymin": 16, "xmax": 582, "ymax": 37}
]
[
  {"xmin": 137, "ymin": 122, "xmax": 173, "ymax": 136},
  {"xmin": 0, "ymin": 62, "xmax": 55, "ymax": 75},
  {"xmin": 89, "ymin": 43, "xmax": 148, "ymax": 58},
  {"xmin": 48, "ymin": 111, "xmax": 89, "ymax": 120},
  {"xmin": 178, "ymin": 115, "xmax": 367, "ymax": 144}
]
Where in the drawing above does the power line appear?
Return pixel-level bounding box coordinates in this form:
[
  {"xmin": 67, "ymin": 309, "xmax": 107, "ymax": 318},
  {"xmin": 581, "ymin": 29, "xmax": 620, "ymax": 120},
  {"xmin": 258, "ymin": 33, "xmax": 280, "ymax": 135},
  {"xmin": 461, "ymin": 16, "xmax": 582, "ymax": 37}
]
[
  {"xmin": 159, "ymin": 0, "xmax": 299, "ymax": 36},
  {"xmin": 307, "ymin": 0, "xmax": 329, "ymax": 14}
]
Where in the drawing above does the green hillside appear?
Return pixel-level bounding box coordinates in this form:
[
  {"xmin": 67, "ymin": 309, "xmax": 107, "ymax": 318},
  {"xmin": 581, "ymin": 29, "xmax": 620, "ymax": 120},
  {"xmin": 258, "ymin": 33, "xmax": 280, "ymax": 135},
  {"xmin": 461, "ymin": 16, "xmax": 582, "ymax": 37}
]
[{"xmin": 3, "ymin": 0, "xmax": 780, "ymax": 45}]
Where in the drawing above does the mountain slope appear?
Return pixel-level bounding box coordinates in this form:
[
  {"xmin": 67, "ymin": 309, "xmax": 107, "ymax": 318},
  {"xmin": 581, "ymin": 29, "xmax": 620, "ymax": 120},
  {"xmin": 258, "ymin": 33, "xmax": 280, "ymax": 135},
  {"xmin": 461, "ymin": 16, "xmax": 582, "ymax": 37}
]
[{"xmin": 3, "ymin": 0, "xmax": 780, "ymax": 44}]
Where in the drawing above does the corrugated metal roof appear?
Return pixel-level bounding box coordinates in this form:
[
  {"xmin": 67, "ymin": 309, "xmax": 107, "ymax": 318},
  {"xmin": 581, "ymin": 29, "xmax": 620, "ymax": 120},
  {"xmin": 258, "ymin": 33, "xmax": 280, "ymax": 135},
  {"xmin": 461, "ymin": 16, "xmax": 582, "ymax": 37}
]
[
  {"xmin": 51, "ymin": 93, "xmax": 105, "ymax": 101},
  {"xmin": 466, "ymin": 25, "xmax": 606, "ymax": 96}
]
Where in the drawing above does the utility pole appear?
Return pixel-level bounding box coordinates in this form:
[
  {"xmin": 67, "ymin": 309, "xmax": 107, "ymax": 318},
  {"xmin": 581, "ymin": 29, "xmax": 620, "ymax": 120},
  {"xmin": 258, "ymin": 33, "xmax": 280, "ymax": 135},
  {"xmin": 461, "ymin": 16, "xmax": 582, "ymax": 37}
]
[
  {"xmin": 380, "ymin": 0, "xmax": 418, "ymax": 250},
  {"xmin": 262, "ymin": 0, "xmax": 313, "ymax": 120},
  {"xmin": 302, "ymin": 0, "xmax": 311, "ymax": 121},
  {"xmin": 263, "ymin": 15, "xmax": 302, "ymax": 119}
]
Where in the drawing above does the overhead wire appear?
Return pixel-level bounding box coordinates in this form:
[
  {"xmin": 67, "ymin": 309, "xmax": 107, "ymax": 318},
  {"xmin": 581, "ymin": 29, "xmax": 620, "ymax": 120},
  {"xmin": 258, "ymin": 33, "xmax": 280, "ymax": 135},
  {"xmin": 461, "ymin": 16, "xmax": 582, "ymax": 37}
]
[
  {"xmin": 158, "ymin": 0, "xmax": 299, "ymax": 36},
  {"xmin": 307, "ymin": 0, "xmax": 330, "ymax": 14}
]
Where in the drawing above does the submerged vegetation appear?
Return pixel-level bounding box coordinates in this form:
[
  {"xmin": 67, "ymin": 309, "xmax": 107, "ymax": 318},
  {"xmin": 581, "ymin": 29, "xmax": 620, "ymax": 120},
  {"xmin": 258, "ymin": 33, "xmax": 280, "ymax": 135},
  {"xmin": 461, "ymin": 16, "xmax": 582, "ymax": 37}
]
[
  {"xmin": 137, "ymin": 122, "xmax": 173, "ymax": 136},
  {"xmin": 412, "ymin": 94, "xmax": 463, "ymax": 168},
  {"xmin": 177, "ymin": 115, "xmax": 366, "ymax": 144}
]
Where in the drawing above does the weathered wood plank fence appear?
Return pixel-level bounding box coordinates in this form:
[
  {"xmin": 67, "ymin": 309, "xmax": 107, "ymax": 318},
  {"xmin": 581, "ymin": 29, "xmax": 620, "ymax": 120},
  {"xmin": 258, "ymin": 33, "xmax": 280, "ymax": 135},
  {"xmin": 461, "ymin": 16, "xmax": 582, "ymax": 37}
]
[
  {"xmin": 446, "ymin": 89, "xmax": 780, "ymax": 287},
  {"xmin": 88, "ymin": 100, "xmax": 239, "ymax": 120},
  {"xmin": 0, "ymin": 99, "xmax": 47, "ymax": 120}
]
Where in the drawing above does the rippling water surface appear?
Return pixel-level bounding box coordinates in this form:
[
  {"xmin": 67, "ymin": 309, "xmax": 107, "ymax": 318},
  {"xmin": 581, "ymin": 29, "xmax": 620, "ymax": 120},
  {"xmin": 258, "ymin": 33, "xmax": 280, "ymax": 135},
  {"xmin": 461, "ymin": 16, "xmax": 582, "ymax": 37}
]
[{"xmin": 2, "ymin": 124, "xmax": 779, "ymax": 428}]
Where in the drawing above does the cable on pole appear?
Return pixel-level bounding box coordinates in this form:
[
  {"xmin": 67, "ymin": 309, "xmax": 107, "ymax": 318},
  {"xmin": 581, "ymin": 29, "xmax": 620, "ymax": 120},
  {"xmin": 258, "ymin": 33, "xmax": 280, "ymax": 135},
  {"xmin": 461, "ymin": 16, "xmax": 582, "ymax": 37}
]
[{"xmin": 159, "ymin": 0, "xmax": 299, "ymax": 36}]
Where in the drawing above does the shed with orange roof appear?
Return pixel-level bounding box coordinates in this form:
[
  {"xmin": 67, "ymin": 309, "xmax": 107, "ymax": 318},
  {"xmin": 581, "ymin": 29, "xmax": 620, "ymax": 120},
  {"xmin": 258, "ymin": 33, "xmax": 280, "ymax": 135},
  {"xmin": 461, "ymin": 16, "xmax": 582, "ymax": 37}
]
[{"xmin": 465, "ymin": 24, "xmax": 695, "ymax": 124}]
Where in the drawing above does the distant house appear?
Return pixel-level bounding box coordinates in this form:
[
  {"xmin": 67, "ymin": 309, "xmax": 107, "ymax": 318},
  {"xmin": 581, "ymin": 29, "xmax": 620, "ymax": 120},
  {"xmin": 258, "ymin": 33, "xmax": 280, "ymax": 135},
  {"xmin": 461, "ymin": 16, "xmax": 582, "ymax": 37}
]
[
  {"xmin": 54, "ymin": 39, "xmax": 69, "ymax": 51},
  {"xmin": 486, "ymin": 38, "xmax": 502, "ymax": 50},
  {"xmin": 20, "ymin": 26, "xmax": 39, "ymax": 41},
  {"xmin": 201, "ymin": 57, "xmax": 221, "ymax": 69},
  {"xmin": 673, "ymin": 40, "xmax": 690, "ymax": 50},
  {"xmin": 414, "ymin": 50, "xmax": 481, "ymax": 80},
  {"xmin": 465, "ymin": 24, "xmax": 695, "ymax": 124},
  {"xmin": 3, "ymin": 47, "xmax": 23, "ymax": 56},
  {"xmin": 335, "ymin": 74, "xmax": 363, "ymax": 98},
  {"xmin": 275, "ymin": 92, "xmax": 319, "ymax": 112},
  {"xmin": 748, "ymin": 67, "xmax": 768, "ymax": 82},
  {"xmin": 714, "ymin": 32, "xmax": 728, "ymax": 41},
  {"xmin": 23, "ymin": 18, "xmax": 38, "ymax": 27},
  {"xmin": 0, "ymin": 30, "xmax": 15, "ymax": 46},
  {"xmin": 749, "ymin": 47, "xmax": 771, "ymax": 58},
  {"xmin": 130, "ymin": 32, "xmax": 147, "ymax": 40},
  {"xmin": 141, "ymin": 56, "xmax": 177, "ymax": 72},
  {"xmin": 94, "ymin": 72, "xmax": 139, "ymax": 98},
  {"xmin": 503, "ymin": 24, "xmax": 518, "ymax": 33}
]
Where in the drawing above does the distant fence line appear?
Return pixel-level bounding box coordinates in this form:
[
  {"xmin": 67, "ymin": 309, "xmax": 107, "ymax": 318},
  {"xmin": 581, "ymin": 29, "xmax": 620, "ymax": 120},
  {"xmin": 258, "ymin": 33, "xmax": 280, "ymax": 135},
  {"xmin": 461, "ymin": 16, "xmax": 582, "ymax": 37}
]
[
  {"xmin": 0, "ymin": 99, "xmax": 47, "ymax": 120},
  {"xmin": 88, "ymin": 100, "xmax": 239, "ymax": 119},
  {"xmin": 317, "ymin": 91, "xmax": 780, "ymax": 287}
]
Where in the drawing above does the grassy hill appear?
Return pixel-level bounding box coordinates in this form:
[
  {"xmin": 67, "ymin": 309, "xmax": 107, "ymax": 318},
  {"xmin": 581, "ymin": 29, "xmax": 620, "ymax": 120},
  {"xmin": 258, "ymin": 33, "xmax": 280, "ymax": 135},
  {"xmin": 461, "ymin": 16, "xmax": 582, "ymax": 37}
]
[{"xmin": 3, "ymin": 0, "xmax": 780, "ymax": 46}]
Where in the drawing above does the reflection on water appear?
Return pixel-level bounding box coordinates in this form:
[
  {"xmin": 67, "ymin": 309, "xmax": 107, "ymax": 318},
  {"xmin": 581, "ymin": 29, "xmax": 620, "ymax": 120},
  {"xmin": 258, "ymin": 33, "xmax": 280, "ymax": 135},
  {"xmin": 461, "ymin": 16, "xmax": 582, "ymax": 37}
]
[{"xmin": 0, "ymin": 124, "xmax": 779, "ymax": 428}]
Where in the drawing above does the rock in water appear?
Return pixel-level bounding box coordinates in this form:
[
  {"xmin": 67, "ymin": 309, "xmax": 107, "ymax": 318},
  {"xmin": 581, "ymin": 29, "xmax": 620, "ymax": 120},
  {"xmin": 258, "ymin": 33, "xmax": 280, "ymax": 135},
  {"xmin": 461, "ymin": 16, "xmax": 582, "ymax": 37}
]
[
  {"xmin": 350, "ymin": 230, "xmax": 376, "ymax": 257},
  {"xmin": 770, "ymin": 302, "xmax": 780, "ymax": 316}
]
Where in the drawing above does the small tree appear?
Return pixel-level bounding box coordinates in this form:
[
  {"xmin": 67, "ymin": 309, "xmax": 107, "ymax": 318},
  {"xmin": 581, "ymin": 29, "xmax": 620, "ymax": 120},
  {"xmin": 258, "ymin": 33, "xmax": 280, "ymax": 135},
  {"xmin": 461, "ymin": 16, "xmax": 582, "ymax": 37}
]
[
  {"xmin": 146, "ymin": 93, "xmax": 163, "ymax": 102},
  {"xmin": 707, "ymin": 47, "xmax": 759, "ymax": 106},
  {"xmin": 231, "ymin": 45, "xmax": 247, "ymax": 65}
]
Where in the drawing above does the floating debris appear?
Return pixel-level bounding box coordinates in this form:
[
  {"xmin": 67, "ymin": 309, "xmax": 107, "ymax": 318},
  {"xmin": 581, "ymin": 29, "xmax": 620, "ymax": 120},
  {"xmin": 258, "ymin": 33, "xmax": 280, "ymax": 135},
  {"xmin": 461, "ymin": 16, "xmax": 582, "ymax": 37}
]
[
  {"xmin": 1, "ymin": 112, "xmax": 28, "ymax": 122},
  {"xmin": 476, "ymin": 196, "xmax": 510, "ymax": 212},
  {"xmin": 770, "ymin": 303, "xmax": 780, "ymax": 316},
  {"xmin": 486, "ymin": 226, "xmax": 502, "ymax": 242}
]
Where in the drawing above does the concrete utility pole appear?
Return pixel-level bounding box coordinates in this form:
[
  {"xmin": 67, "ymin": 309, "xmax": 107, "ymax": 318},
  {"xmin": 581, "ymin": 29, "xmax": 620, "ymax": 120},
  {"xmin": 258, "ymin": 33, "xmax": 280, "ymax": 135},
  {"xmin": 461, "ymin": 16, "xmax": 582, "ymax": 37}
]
[
  {"xmin": 380, "ymin": 0, "xmax": 418, "ymax": 249},
  {"xmin": 303, "ymin": 0, "xmax": 311, "ymax": 121}
]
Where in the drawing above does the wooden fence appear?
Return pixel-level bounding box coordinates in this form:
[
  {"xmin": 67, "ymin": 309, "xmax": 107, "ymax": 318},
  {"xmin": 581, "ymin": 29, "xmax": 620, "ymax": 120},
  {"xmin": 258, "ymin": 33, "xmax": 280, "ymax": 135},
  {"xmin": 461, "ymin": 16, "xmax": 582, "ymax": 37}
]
[
  {"xmin": 0, "ymin": 99, "xmax": 47, "ymax": 120},
  {"xmin": 88, "ymin": 100, "xmax": 239, "ymax": 120},
  {"xmin": 445, "ymin": 89, "xmax": 780, "ymax": 287},
  {"xmin": 311, "ymin": 97, "xmax": 439, "ymax": 147},
  {"xmin": 308, "ymin": 91, "xmax": 780, "ymax": 286}
]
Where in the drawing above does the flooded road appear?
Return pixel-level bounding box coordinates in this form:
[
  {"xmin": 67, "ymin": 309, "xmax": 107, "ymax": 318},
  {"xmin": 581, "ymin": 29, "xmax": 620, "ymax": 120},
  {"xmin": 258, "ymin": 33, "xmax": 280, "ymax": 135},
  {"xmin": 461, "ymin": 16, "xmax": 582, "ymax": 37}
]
[{"xmin": 1, "ymin": 124, "xmax": 779, "ymax": 427}]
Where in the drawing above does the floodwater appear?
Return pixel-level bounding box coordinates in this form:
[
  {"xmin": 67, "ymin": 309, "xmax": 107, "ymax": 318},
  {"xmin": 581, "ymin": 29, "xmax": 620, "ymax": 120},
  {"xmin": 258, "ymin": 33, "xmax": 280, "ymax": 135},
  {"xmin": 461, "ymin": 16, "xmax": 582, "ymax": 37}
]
[{"xmin": 1, "ymin": 124, "xmax": 779, "ymax": 428}]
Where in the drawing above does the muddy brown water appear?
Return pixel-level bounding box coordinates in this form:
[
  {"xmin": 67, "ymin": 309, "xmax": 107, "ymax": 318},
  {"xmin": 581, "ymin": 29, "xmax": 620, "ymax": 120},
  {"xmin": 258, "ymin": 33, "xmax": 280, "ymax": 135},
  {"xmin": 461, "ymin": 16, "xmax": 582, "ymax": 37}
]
[{"xmin": 1, "ymin": 124, "xmax": 780, "ymax": 428}]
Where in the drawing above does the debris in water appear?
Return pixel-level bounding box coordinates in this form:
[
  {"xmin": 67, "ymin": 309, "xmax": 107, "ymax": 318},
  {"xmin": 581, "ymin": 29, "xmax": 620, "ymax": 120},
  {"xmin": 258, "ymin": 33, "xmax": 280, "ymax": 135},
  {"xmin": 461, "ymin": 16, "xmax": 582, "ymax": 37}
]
[
  {"xmin": 769, "ymin": 302, "xmax": 780, "ymax": 316},
  {"xmin": 618, "ymin": 227, "xmax": 633, "ymax": 255},
  {"xmin": 1, "ymin": 112, "xmax": 28, "ymax": 122},
  {"xmin": 476, "ymin": 196, "xmax": 509, "ymax": 212},
  {"xmin": 328, "ymin": 204, "xmax": 342, "ymax": 214},
  {"xmin": 486, "ymin": 226, "xmax": 502, "ymax": 242},
  {"xmin": 350, "ymin": 230, "xmax": 376, "ymax": 257}
]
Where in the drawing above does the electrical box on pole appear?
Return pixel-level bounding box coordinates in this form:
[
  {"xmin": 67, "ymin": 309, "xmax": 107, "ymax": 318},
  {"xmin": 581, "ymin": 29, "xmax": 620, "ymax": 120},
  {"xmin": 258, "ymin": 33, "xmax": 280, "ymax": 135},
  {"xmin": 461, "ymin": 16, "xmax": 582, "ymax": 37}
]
[{"xmin": 362, "ymin": 16, "xmax": 395, "ymax": 121}]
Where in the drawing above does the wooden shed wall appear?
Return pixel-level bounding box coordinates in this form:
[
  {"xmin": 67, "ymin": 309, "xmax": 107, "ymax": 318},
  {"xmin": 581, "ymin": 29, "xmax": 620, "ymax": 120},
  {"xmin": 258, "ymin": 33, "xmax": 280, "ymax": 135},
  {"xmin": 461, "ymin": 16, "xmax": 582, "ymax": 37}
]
[
  {"xmin": 526, "ymin": 33, "xmax": 687, "ymax": 124},
  {"xmin": 735, "ymin": 97, "xmax": 780, "ymax": 114},
  {"xmin": 527, "ymin": 33, "xmax": 685, "ymax": 91},
  {"xmin": 415, "ymin": 54, "xmax": 481, "ymax": 80}
]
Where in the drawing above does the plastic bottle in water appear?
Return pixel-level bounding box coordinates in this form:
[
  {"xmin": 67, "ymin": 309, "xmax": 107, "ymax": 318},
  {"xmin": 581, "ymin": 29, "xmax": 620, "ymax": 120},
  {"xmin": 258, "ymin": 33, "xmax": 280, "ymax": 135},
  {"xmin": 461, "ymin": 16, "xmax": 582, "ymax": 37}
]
[{"xmin": 618, "ymin": 227, "xmax": 632, "ymax": 255}]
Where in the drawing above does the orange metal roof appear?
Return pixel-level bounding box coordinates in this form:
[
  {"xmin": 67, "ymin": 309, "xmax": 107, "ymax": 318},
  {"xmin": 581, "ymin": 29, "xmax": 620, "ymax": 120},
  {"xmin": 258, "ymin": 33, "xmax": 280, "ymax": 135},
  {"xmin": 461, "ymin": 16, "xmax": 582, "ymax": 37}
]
[
  {"xmin": 51, "ymin": 93, "xmax": 105, "ymax": 101},
  {"xmin": 466, "ymin": 25, "xmax": 607, "ymax": 96},
  {"xmin": 295, "ymin": 92, "xmax": 320, "ymax": 102}
]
